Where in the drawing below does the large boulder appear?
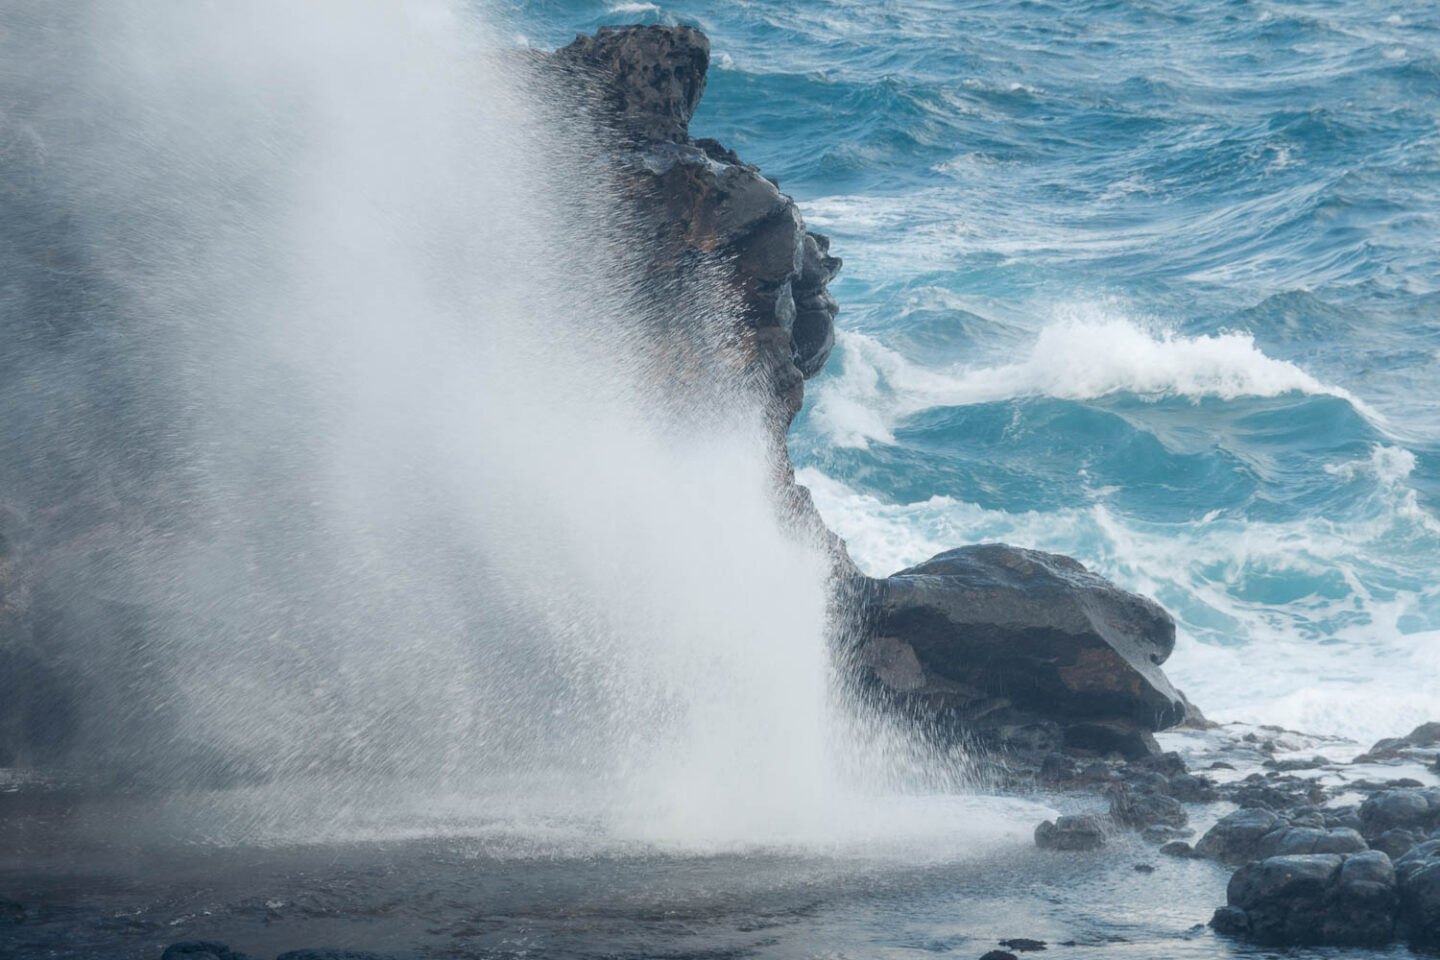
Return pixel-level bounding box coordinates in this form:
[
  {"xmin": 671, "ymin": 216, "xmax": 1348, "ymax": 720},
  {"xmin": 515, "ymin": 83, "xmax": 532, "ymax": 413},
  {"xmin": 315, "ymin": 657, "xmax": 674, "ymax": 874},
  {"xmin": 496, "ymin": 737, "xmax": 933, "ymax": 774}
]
[
  {"xmin": 1212, "ymin": 851, "xmax": 1398, "ymax": 946},
  {"xmin": 858, "ymin": 544, "xmax": 1186, "ymax": 757}
]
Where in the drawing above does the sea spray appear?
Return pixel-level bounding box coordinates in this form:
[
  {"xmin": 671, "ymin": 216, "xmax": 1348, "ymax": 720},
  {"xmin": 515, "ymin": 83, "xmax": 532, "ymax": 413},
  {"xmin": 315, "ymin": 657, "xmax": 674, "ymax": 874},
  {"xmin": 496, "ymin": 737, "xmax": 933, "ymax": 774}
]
[{"xmin": 0, "ymin": 0, "xmax": 969, "ymax": 848}]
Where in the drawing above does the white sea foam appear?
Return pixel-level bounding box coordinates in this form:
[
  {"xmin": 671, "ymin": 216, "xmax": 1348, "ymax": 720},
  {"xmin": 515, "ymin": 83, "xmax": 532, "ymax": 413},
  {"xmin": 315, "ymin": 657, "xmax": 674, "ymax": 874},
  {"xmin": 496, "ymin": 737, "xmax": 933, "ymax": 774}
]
[{"xmin": 810, "ymin": 304, "xmax": 1378, "ymax": 448}]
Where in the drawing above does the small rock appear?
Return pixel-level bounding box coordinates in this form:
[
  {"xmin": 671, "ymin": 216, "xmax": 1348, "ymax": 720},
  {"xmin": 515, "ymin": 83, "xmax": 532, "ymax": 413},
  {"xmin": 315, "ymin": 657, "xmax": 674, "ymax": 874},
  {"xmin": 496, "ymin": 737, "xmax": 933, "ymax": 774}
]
[
  {"xmin": 1110, "ymin": 789, "xmax": 1187, "ymax": 829},
  {"xmin": 1123, "ymin": 770, "xmax": 1171, "ymax": 795},
  {"xmin": 1167, "ymin": 772, "xmax": 1218, "ymax": 802},
  {"xmin": 998, "ymin": 938, "xmax": 1046, "ymax": 951},
  {"xmin": 1355, "ymin": 721, "xmax": 1440, "ymax": 763},
  {"xmin": 1141, "ymin": 823, "xmax": 1193, "ymax": 843},
  {"xmin": 1210, "ymin": 905, "xmax": 1249, "ymax": 935},
  {"xmin": 1129, "ymin": 751, "xmax": 1188, "ymax": 777},
  {"xmin": 1196, "ymin": 808, "xmax": 1282, "ymax": 862},
  {"xmin": 1263, "ymin": 756, "xmax": 1330, "ymax": 772},
  {"xmin": 978, "ymin": 953, "xmax": 1018, "ymax": 960},
  {"xmin": 1160, "ymin": 840, "xmax": 1195, "ymax": 858},
  {"xmin": 1134, "ymin": 863, "xmax": 1155, "ymax": 873},
  {"xmin": 1035, "ymin": 814, "xmax": 1107, "ymax": 851}
]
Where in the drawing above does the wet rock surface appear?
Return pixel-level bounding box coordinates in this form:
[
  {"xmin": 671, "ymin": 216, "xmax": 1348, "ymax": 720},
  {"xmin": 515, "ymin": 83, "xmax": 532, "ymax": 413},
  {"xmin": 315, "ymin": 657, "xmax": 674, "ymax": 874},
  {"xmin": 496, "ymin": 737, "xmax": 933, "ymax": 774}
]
[
  {"xmin": 1398, "ymin": 840, "xmax": 1440, "ymax": 947},
  {"xmin": 548, "ymin": 25, "xmax": 841, "ymax": 433},
  {"xmin": 1034, "ymin": 814, "xmax": 1108, "ymax": 851},
  {"xmin": 858, "ymin": 544, "xmax": 1187, "ymax": 760},
  {"xmin": 1194, "ymin": 808, "xmax": 1367, "ymax": 863},
  {"xmin": 1211, "ymin": 851, "xmax": 1398, "ymax": 946},
  {"xmin": 543, "ymin": 24, "xmax": 851, "ymax": 574},
  {"xmin": 1355, "ymin": 722, "xmax": 1440, "ymax": 765}
]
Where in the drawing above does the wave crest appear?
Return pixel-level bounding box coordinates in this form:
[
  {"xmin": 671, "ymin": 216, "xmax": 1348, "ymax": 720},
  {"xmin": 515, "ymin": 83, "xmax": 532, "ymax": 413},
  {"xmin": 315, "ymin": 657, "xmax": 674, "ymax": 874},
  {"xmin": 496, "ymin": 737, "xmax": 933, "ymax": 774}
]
[{"xmin": 811, "ymin": 306, "xmax": 1376, "ymax": 448}]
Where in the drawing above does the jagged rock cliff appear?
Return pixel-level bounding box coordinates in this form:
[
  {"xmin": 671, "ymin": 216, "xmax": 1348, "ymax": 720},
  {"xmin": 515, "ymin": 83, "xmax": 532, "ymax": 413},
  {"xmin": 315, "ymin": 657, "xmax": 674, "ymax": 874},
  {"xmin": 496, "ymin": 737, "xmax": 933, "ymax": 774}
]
[{"xmin": 543, "ymin": 25, "xmax": 852, "ymax": 571}]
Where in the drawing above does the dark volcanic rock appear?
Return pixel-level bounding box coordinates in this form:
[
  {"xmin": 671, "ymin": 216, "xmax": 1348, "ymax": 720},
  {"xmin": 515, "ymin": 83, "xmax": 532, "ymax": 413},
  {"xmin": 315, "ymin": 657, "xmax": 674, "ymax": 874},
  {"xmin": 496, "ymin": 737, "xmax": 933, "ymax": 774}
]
[
  {"xmin": 549, "ymin": 24, "xmax": 841, "ymax": 434},
  {"xmin": 1166, "ymin": 772, "xmax": 1219, "ymax": 803},
  {"xmin": 1355, "ymin": 721, "xmax": 1440, "ymax": 764},
  {"xmin": 550, "ymin": 24, "xmax": 709, "ymax": 142},
  {"xmin": 1141, "ymin": 824, "xmax": 1193, "ymax": 843},
  {"xmin": 1259, "ymin": 827, "xmax": 1367, "ymax": 857},
  {"xmin": 1223, "ymin": 773, "xmax": 1314, "ymax": 811},
  {"xmin": 1110, "ymin": 789, "xmax": 1187, "ymax": 829},
  {"xmin": 860, "ymin": 544, "xmax": 1185, "ymax": 758},
  {"xmin": 543, "ymin": 25, "xmax": 848, "ymax": 575},
  {"xmin": 1212, "ymin": 851, "xmax": 1398, "ymax": 946},
  {"xmin": 1194, "ymin": 807, "xmax": 1369, "ymax": 864},
  {"xmin": 1397, "ymin": 840, "xmax": 1440, "ymax": 947},
  {"xmin": 1196, "ymin": 808, "xmax": 1284, "ymax": 862},
  {"xmin": 1035, "ymin": 814, "xmax": 1108, "ymax": 851},
  {"xmin": 1374, "ymin": 827, "xmax": 1428, "ymax": 859},
  {"xmin": 1360, "ymin": 788, "xmax": 1440, "ymax": 838}
]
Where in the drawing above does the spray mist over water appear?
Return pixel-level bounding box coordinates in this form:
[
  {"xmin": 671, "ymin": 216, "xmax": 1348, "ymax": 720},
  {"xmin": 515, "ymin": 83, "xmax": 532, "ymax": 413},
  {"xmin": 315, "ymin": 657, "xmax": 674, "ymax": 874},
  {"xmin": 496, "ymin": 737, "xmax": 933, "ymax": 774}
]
[{"xmin": 0, "ymin": 1, "xmax": 992, "ymax": 852}]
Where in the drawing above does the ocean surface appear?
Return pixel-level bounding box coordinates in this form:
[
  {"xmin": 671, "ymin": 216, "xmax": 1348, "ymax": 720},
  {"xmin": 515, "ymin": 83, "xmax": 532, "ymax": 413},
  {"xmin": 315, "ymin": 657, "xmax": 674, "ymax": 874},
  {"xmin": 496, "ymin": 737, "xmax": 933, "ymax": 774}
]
[{"xmin": 512, "ymin": 0, "xmax": 1440, "ymax": 744}]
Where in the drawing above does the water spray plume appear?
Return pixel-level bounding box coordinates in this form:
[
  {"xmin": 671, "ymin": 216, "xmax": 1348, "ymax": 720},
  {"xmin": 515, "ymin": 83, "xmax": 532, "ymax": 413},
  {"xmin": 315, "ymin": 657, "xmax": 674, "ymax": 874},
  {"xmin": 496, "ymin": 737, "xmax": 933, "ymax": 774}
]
[{"xmin": 0, "ymin": 0, "xmax": 971, "ymax": 850}]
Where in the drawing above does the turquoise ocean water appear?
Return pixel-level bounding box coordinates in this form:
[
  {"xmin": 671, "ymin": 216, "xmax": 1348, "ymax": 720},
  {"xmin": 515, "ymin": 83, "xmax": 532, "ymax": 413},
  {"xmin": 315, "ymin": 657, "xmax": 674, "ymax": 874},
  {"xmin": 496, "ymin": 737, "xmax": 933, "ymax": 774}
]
[{"xmin": 510, "ymin": 0, "xmax": 1440, "ymax": 742}]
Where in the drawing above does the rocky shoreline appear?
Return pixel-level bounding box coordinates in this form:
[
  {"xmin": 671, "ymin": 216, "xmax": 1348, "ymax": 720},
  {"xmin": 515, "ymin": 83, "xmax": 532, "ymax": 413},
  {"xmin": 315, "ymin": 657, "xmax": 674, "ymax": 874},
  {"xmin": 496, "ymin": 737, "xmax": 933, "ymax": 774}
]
[{"xmin": 3, "ymin": 20, "xmax": 1438, "ymax": 960}]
